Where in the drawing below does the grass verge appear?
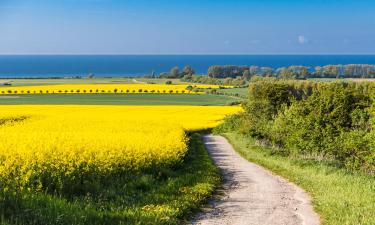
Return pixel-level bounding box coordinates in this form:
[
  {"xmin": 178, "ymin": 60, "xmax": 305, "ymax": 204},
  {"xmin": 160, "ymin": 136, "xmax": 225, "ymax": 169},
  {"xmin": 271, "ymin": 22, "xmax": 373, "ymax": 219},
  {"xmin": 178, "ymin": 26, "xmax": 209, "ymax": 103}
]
[
  {"xmin": 0, "ymin": 133, "xmax": 220, "ymax": 225},
  {"xmin": 222, "ymin": 132, "xmax": 375, "ymax": 225}
]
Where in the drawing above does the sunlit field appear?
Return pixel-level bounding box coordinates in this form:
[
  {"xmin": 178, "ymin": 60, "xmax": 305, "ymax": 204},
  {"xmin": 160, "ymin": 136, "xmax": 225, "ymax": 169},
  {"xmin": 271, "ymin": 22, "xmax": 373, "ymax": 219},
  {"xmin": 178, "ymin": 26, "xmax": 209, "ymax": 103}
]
[
  {"xmin": 0, "ymin": 84, "xmax": 231, "ymax": 95},
  {"xmin": 0, "ymin": 105, "xmax": 240, "ymax": 224}
]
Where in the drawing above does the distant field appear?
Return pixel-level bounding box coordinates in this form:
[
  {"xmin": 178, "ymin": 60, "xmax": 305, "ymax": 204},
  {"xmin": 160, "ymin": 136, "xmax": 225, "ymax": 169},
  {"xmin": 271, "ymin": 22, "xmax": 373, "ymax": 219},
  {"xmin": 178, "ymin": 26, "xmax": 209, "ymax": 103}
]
[
  {"xmin": 0, "ymin": 105, "xmax": 240, "ymax": 224},
  {"xmin": 216, "ymin": 88, "xmax": 248, "ymax": 97},
  {"xmin": 0, "ymin": 94, "xmax": 238, "ymax": 105},
  {"xmin": 0, "ymin": 78, "xmax": 192, "ymax": 87}
]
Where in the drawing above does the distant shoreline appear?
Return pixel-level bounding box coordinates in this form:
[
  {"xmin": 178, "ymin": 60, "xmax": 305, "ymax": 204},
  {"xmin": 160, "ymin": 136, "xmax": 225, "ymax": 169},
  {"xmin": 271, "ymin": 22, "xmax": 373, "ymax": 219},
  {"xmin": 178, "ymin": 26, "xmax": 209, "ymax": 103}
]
[{"xmin": 1, "ymin": 55, "xmax": 375, "ymax": 78}]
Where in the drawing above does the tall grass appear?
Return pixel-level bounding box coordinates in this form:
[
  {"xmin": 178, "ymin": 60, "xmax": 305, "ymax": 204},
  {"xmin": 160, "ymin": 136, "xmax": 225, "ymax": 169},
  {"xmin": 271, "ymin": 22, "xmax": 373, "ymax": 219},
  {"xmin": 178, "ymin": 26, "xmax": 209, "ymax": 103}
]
[{"xmin": 223, "ymin": 132, "xmax": 375, "ymax": 225}]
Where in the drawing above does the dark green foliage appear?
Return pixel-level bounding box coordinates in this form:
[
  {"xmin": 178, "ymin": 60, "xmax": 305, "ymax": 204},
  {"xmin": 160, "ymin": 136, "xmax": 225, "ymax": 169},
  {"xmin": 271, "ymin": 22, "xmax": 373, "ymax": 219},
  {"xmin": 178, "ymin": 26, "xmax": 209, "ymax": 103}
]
[
  {"xmin": 208, "ymin": 65, "xmax": 249, "ymax": 78},
  {"xmin": 205, "ymin": 64, "xmax": 375, "ymax": 79},
  {"xmin": 159, "ymin": 66, "xmax": 194, "ymax": 79},
  {"xmin": 218, "ymin": 79, "xmax": 375, "ymax": 173},
  {"xmin": 182, "ymin": 75, "xmax": 248, "ymax": 87},
  {"xmin": 182, "ymin": 65, "xmax": 195, "ymax": 77}
]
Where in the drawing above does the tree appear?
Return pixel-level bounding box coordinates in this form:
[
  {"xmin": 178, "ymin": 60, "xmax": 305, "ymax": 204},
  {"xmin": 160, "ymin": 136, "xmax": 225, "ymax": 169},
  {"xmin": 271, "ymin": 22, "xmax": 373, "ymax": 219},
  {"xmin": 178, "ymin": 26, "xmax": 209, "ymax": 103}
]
[
  {"xmin": 242, "ymin": 70, "xmax": 251, "ymax": 80},
  {"xmin": 186, "ymin": 85, "xmax": 193, "ymax": 91},
  {"xmin": 260, "ymin": 67, "xmax": 274, "ymax": 76},
  {"xmin": 182, "ymin": 65, "xmax": 195, "ymax": 77},
  {"xmin": 170, "ymin": 67, "xmax": 180, "ymax": 78},
  {"xmin": 277, "ymin": 67, "xmax": 295, "ymax": 79},
  {"xmin": 159, "ymin": 72, "xmax": 169, "ymax": 78},
  {"xmin": 288, "ymin": 66, "xmax": 310, "ymax": 79},
  {"xmin": 323, "ymin": 65, "xmax": 340, "ymax": 78},
  {"xmin": 314, "ymin": 66, "xmax": 323, "ymax": 77},
  {"xmin": 249, "ymin": 66, "xmax": 259, "ymax": 76}
]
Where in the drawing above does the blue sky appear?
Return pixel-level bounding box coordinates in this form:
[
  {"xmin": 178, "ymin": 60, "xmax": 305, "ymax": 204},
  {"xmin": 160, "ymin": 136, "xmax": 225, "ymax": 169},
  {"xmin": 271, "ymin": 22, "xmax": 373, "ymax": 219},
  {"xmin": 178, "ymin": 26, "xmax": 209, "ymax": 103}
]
[{"xmin": 0, "ymin": 0, "xmax": 374, "ymax": 54}]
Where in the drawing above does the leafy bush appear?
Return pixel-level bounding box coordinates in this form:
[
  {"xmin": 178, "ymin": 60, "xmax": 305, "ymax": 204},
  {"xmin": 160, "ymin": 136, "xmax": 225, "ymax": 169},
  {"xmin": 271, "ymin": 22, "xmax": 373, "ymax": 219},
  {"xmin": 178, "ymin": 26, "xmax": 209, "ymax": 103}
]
[{"xmin": 220, "ymin": 79, "xmax": 375, "ymax": 173}]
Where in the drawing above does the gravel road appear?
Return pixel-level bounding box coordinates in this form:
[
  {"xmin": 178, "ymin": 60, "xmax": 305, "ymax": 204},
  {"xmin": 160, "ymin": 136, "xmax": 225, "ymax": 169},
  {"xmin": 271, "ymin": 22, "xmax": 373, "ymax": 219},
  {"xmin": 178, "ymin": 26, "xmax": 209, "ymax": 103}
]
[{"xmin": 191, "ymin": 135, "xmax": 320, "ymax": 225}]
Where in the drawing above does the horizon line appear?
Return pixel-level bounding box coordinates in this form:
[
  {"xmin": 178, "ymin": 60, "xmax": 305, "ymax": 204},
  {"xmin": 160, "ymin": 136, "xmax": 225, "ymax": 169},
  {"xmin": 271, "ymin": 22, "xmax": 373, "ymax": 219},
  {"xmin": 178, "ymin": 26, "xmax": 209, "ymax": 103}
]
[{"xmin": 1, "ymin": 53, "xmax": 375, "ymax": 56}]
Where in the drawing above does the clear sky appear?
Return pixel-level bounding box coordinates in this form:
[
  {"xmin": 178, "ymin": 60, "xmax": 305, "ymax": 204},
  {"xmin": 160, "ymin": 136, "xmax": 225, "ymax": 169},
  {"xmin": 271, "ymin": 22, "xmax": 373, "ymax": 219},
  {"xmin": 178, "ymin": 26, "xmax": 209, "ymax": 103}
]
[{"xmin": 0, "ymin": 0, "xmax": 374, "ymax": 54}]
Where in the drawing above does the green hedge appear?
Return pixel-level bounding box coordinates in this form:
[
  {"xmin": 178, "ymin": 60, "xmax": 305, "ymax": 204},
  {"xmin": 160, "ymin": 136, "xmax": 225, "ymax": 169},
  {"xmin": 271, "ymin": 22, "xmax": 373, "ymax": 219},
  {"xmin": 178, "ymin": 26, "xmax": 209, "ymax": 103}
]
[{"xmin": 219, "ymin": 78, "xmax": 375, "ymax": 173}]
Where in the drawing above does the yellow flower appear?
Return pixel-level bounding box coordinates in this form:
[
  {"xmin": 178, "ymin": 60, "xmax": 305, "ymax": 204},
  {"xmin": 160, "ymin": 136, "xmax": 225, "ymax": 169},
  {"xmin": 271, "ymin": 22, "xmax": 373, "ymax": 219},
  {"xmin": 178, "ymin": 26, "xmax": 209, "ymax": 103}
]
[{"xmin": 0, "ymin": 105, "xmax": 240, "ymax": 193}]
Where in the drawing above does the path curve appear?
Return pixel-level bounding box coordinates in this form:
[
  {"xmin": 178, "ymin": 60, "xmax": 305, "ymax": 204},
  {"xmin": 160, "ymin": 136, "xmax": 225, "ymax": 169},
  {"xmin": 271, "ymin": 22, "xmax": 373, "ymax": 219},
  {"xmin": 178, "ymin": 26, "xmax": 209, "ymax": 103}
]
[{"xmin": 191, "ymin": 135, "xmax": 320, "ymax": 225}]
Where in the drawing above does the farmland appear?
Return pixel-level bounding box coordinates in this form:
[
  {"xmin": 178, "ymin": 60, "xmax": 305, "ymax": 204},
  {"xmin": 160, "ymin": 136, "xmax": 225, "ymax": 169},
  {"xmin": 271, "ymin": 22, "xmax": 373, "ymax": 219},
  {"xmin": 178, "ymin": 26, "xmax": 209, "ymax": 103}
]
[
  {"xmin": 0, "ymin": 105, "xmax": 240, "ymax": 224},
  {"xmin": 0, "ymin": 94, "xmax": 238, "ymax": 106},
  {"xmin": 0, "ymin": 84, "xmax": 230, "ymax": 95},
  {"xmin": 0, "ymin": 80, "xmax": 239, "ymax": 106},
  {"xmin": 0, "ymin": 78, "xmax": 191, "ymax": 87}
]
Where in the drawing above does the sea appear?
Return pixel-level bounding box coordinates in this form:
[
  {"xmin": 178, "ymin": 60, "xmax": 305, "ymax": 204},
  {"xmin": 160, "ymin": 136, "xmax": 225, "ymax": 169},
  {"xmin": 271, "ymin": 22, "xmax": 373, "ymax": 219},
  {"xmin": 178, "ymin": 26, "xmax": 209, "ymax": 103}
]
[{"xmin": 0, "ymin": 55, "xmax": 375, "ymax": 78}]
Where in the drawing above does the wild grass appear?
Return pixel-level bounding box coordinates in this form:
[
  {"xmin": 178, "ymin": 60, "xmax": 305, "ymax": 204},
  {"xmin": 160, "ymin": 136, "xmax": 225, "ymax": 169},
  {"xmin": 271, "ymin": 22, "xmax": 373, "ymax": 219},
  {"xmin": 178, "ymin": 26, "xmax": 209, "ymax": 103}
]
[{"xmin": 223, "ymin": 132, "xmax": 375, "ymax": 225}]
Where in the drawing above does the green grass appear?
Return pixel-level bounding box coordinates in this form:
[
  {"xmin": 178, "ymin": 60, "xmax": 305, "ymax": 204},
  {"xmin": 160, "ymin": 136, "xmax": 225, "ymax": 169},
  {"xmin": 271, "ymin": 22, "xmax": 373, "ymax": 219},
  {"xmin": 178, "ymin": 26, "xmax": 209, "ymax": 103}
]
[
  {"xmin": 0, "ymin": 133, "xmax": 220, "ymax": 225},
  {"xmin": 222, "ymin": 132, "xmax": 375, "ymax": 225},
  {"xmin": 134, "ymin": 78, "xmax": 192, "ymax": 85},
  {"xmin": 0, "ymin": 94, "xmax": 237, "ymax": 106},
  {"xmin": 216, "ymin": 88, "xmax": 248, "ymax": 97}
]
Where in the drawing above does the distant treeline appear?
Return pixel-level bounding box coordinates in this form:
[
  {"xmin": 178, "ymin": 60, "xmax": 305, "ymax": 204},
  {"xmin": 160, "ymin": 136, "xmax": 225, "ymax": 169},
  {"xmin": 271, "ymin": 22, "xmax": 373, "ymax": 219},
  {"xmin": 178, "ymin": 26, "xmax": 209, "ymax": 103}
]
[
  {"xmin": 207, "ymin": 64, "xmax": 375, "ymax": 79},
  {"xmin": 154, "ymin": 64, "xmax": 375, "ymax": 81}
]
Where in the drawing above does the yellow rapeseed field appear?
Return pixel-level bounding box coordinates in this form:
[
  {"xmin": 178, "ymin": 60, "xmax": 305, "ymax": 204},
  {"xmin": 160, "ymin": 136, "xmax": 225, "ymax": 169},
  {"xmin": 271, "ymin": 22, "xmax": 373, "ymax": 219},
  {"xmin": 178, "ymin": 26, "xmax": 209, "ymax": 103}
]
[
  {"xmin": 0, "ymin": 105, "xmax": 240, "ymax": 195},
  {"xmin": 0, "ymin": 84, "xmax": 230, "ymax": 95}
]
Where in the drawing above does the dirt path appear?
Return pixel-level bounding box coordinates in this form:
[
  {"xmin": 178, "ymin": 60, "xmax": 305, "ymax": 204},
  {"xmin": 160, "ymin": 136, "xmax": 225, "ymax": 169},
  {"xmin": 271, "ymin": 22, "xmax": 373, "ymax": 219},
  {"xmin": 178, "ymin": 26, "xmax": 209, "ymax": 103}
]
[
  {"xmin": 132, "ymin": 79, "xmax": 146, "ymax": 84},
  {"xmin": 191, "ymin": 135, "xmax": 320, "ymax": 225}
]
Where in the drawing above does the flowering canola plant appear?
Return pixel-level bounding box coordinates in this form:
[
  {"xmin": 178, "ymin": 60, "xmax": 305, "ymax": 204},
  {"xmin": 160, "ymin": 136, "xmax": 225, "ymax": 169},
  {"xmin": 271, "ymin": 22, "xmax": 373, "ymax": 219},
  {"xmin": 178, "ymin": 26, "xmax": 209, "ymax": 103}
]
[
  {"xmin": 0, "ymin": 84, "xmax": 231, "ymax": 95},
  {"xmin": 0, "ymin": 105, "xmax": 240, "ymax": 195}
]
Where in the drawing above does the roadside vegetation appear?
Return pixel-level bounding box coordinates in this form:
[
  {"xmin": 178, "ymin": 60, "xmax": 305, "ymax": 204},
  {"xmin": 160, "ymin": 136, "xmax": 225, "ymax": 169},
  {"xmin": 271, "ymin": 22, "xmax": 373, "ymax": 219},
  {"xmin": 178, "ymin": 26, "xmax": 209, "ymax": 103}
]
[
  {"xmin": 220, "ymin": 132, "xmax": 375, "ymax": 225},
  {"xmin": 215, "ymin": 78, "xmax": 375, "ymax": 224}
]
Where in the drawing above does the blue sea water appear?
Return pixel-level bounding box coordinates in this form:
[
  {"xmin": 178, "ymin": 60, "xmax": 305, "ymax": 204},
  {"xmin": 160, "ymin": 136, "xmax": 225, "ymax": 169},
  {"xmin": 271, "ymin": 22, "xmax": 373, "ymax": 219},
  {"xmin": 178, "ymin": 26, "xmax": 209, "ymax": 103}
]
[{"xmin": 0, "ymin": 55, "xmax": 375, "ymax": 78}]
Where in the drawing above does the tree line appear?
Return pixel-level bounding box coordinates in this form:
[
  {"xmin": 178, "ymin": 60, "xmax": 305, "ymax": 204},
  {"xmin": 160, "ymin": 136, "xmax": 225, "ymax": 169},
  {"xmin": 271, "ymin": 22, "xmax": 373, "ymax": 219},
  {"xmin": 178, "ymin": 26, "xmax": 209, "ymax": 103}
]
[
  {"xmin": 208, "ymin": 64, "xmax": 375, "ymax": 79},
  {"xmin": 150, "ymin": 64, "xmax": 375, "ymax": 80}
]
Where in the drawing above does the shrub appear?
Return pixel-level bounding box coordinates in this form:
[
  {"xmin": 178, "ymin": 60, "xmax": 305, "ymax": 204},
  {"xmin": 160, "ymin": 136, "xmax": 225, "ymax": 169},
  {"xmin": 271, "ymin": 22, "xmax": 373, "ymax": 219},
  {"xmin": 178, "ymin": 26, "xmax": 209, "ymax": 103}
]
[{"xmin": 221, "ymin": 79, "xmax": 375, "ymax": 173}]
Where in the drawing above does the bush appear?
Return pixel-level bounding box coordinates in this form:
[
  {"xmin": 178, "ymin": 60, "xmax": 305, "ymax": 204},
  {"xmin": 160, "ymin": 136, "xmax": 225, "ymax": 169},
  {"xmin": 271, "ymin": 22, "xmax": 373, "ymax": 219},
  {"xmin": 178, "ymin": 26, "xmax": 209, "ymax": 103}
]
[{"xmin": 221, "ymin": 79, "xmax": 375, "ymax": 173}]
